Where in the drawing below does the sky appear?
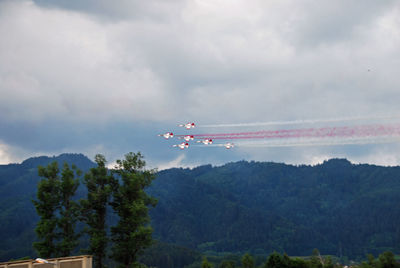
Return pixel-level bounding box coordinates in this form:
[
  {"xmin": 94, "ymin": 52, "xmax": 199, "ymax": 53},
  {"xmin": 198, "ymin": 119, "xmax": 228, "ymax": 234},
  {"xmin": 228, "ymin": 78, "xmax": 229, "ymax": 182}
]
[{"xmin": 1, "ymin": 0, "xmax": 400, "ymax": 168}]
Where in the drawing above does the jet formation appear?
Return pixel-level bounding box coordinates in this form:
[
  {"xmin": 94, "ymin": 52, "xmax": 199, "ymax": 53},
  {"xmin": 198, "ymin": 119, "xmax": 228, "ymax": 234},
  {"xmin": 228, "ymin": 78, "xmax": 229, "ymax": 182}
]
[{"xmin": 159, "ymin": 122, "xmax": 234, "ymax": 150}]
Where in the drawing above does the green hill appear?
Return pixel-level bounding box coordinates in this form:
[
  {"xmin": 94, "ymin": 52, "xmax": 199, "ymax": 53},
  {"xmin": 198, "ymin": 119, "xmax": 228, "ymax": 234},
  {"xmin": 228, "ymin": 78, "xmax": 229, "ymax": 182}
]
[{"xmin": 1, "ymin": 154, "xmax": 400, "ymax": 263}]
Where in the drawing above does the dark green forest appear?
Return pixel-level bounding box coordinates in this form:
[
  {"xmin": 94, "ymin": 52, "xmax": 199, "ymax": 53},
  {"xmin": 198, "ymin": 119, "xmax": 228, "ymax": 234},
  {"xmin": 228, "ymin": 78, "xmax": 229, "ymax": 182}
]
[{"xmin": 1, "ymin": 153, "xmax": 400, "ymax": 267}]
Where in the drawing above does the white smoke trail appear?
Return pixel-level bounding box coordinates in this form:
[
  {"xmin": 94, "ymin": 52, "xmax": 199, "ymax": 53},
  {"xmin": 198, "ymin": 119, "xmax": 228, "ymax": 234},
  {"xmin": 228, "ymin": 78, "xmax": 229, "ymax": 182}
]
[
  {"xmin": 198, "ymin": 136, "xmax": 400, "ymax": 148},
  {"xmin": 199, "ymin": 115, "xmax": 400, "ymax": 128}
]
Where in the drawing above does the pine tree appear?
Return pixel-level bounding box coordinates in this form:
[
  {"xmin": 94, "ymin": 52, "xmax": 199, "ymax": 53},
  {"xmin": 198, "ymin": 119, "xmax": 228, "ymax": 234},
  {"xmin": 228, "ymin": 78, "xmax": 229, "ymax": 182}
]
[
  {"xmin": 110, "ymin": 152, "xmax": 157, "ymax": 267},
  {"xmin": 81, "ymin": 154, "xmax": 115, "ymax": 268},
  {"xmin": 202, "ymin": 257, "xmax": 213, "ymax": 268},
  {"xmin": 33, "ymin": 162, "xmax": 60, "ymax": 258},
  {"xmin": 58, "ymin": 163, "xmax": 81, "ymax": 256},
  {"xmin": 241, "ymin": 253, "xmax": 255, "ymax": 268},
  {"xmin": 33, "ymin": 161, "xmax": 81, "ymax": 258}
]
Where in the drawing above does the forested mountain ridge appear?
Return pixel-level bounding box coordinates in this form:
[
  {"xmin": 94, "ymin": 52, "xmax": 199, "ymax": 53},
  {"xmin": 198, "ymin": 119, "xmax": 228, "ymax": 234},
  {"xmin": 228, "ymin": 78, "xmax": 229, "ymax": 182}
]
[
  {"xmin": 150, "ymin": 159, "xmax": 400, "ymax": 259},
  {"xmin": 1, "ymin": 154, "xmax": 400, "ymax": 263},
  {"xmin": 0, "ymin": 153, "xmax": 95, "ymax": 260}
]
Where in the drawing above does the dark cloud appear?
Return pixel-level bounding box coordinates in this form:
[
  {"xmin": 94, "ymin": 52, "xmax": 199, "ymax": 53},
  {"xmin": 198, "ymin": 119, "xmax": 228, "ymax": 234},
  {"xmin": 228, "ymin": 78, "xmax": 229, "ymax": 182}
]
[
  {"xmin": 1, "ymin": 0, "xmax": 400, "ymax": 166},
  {"xmin": 32, "ymin": 0, "xmax": 186, "ymax": 21}
]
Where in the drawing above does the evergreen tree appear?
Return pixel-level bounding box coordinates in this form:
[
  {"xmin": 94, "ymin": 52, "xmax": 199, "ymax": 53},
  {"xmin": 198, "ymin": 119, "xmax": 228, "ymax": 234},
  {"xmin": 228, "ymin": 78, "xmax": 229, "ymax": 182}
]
[
  {"xmin": 202, "ymin": 257, "xmax": 213, "ymax": 268},
  {"xmin": 58, "ymin": 163, "xmax": 81, "ymax": 256},
  {"xmin": 241, "ymin": 253, "xmax": 255, "ymax": 268},
  {"xmin": 265, "ymin": 252, "xmax": 285, "ymax": 268},
  {"xmin": 324, "ymin": 256, "xmax": 334, "ymax": 268},
  {"xmin": 378, "ymin": 251, "xmax": 399, "ymax": 268},
  {"xmin": 33, "ymin": 161, "xmax": 81, "ymax": 258},
  {"xmin": 81, "ymin": 154, "xmax": 115, "ymax": 268},
  {"xmin": 110, "ymin": 152, "xmax": 157, "ymax": 268},
  {"xmin": 309, "ymin": 249, "xmax": 323, "ymax": 268},
  {"xmin": 219, "ymin": 260, "xmax": 235, "ymax": 268},
  {"xmin": 33, "ymin": 162, "xmax": 60, "ymax": 258}
]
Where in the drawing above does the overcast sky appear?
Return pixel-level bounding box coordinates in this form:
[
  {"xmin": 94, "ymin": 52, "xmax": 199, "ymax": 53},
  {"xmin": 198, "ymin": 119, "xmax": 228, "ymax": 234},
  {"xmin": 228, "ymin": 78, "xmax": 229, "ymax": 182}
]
[{"xmin": 1, "ymin": 0, "xmax": 400, "ymax": 168}]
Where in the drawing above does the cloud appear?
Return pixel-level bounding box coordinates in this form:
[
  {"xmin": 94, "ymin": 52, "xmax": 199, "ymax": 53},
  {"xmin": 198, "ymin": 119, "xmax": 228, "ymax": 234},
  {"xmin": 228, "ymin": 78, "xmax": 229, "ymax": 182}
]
[
  {"xmin": 0, "ymin": 0, "xmax": 171, "ymax": 123},
  {"xmin": 0, "ymin": 142, "xmax": 14, "ymax": 164},
  {"xmin": 1, "ymin": 0, "xmax": 400, "ymax": 166},
  {"xmin": 156, "ymin": 154, "xmax": 187, "ymax": 170}
]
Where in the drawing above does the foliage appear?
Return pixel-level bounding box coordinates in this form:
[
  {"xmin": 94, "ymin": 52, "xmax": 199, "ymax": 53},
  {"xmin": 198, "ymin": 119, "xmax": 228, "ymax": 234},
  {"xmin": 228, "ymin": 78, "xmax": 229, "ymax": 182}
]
[
  {"xmin": 3, "ymin": 155, "xmax": 400, "ymax": 265},
  {"xmin": 32, "ymin": 161, "xmax": 81, "ymax": 258},
  {"xmin": 218, "ymin": 259, "xmax": 236, "ymax": 268},
  {"xmin": 32, "ymin": 161, "xmax": 60, "ymax": 258},
  {"xmin": 58, "ymin": 163, "xmax": 81, "ymax": 256},
  {"xmin": 139, "ymin": 241, "xmax": 201, "ymax": 268},
  {"xmin": 202, "ymin": 257, "xmax": 213, "ymax": 268},
  {"xmin": 241, "ymin": 253, "xmax": 255, "ymax": 268},
  {"xmin": 80, "ymin": 154, "xmax": 115, "ymax": 268},
  {"xmin": 150, "ymin": 159, "xmax": 400, "ymax": 258},
  {"xmin": 110, "ymin": 152, "xmax": 157, "ymax": 267}
]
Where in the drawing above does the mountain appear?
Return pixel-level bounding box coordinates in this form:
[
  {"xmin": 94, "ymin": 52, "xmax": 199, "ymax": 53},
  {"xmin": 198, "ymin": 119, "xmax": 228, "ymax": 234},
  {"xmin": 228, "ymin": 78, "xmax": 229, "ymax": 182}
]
[
  {"xmin": 0, "ymin": 153, "xmax": 95, "ymax": 260},
  {"xmin": 150, "ymin": 159, "xmax": 400, "ymax": 259},
  {"xmin": 1, "ymin": 154, "xmax": 400, "ymax": 264}
]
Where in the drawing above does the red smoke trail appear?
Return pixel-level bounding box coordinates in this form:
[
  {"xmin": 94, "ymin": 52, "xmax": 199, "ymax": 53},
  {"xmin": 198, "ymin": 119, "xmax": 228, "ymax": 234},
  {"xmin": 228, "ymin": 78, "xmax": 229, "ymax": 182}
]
[{"xmin": 184, "ymin": 124, "xmax": 400, "ymax": 140}]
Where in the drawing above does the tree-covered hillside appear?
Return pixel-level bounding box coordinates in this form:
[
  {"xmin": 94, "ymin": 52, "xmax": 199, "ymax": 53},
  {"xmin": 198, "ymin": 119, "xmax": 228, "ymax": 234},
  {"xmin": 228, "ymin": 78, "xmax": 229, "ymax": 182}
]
[
  {"xmin": 1, "ymin": 154, "xmax": 400, "ymax": 263},
  {"xmin": 0, "ymin": 154, "xmax": 95, "ymax": 260},
  {"xmin": 150, "ymin": 159, "xmax": 400, "ymax": 259}
]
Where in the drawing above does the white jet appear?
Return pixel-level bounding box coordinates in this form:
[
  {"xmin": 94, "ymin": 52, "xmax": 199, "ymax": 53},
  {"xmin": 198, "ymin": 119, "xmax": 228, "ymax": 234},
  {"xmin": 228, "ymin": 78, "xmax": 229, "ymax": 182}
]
[
  {"xmin": 180, "ymin": 135, "xmax": 194, "ymax": 141},
  {"xmin": 173, "ymin": 142, "xmax": 189, "ymax": 149},
  {"xmin": 158, "ymin": 132, "xmax": 174, "ymax": 139},
  {"xmin": 178, "ymin": 122, "xmax": 196, "ymax": 129},
  {"xmin": 35, "ymin": 258, "xmax": 56, "ymax": 265},
  {"xmin": 224, "ymin": 142, "xmax": 235, "ymax": 149},
  {"xmin": 197, "ymin": 139, "xmax": 213, "ymax": 145}
]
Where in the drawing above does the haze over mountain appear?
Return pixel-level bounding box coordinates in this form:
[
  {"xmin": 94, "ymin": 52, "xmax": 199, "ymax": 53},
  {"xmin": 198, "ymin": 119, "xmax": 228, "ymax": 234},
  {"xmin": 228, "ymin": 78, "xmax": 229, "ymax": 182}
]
[{"xmin": 1, "ymin": 153, "xmax": 400, "ymax": 264}]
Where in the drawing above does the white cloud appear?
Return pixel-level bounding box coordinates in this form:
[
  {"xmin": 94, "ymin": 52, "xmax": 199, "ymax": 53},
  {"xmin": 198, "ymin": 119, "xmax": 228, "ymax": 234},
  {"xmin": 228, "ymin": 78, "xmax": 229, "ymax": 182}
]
[
  {"xmin": 0, "ymin": 142, "xmax": 14, "ymax": 164},
  {"xmin": 1, "ymin": 0, "xmax": 400, "ymax": 166},
  {"xmin": 154, "ymin": 154, "xmax": 187, "ymax": 170}
]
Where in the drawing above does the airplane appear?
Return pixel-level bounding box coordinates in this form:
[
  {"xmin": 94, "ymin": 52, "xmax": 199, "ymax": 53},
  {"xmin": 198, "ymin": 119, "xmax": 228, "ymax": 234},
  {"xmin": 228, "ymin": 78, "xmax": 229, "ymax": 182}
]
[
  {"xmin": 158, "ymin": 132, "xmax": 174, "ymax": 139},
  {"xmin": 197, "ymin": 139, "xmax": 213, "ymax": 145},
  {"xmin": 179, "ymin": 135, "xmax": 194, "ymax": 141},
  {"xmin": 173, "ymin": 142, "xmax": 189, "ymax": 149},
  {"xmin": 224, "ymin": 142, "xmax": 234, "ymax": 149},
  {"xmin": 35, "ymin": 258, "xmax": 56, "ymax": 265},
  {"xmin": 178, "ymin": 122, "xmax": 195, "ymax": 129}
]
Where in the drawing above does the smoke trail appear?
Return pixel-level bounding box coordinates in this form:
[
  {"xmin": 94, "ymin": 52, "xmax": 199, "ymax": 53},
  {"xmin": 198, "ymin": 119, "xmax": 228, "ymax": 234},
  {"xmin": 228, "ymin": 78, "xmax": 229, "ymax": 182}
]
[
  {"xmin": 199, "ymin": 115, "xmax": 400, "ymax": 128},
  {"xmin": 187, "ymin": 124, "xmax": 400, "ymax": 140},
  {"xmin": 203, "ymin": 136, "xmax": 400, "ymax": 148}
]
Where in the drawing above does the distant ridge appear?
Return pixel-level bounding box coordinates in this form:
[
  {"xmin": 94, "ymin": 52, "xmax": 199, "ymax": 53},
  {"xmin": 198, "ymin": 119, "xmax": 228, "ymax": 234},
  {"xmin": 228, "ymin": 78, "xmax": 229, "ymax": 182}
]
[
  {"xmin": 20, "ymin": 153, "xmax": 94, "ymax": 168},
  {"xmin": 1, "ymin": 154, "xmax": 400, "ymax": 262}
]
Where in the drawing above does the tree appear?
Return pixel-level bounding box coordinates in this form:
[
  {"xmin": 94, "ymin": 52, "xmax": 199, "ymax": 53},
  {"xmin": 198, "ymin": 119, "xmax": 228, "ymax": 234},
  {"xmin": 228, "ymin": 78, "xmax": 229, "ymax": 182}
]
[
  {"xmin": 202, "ymin": 257, "xmax": 213, "ymax": 268},
  {"xmin": 309, "ymin": 249, "xmax": 323, "ymax": 268},
  {"xmin": 33, "ymin": 161, "xmax": 81, "ymax": 258},
  {"xmin": 378, "ymin": 251, "xmax": 399, "ymax": 268},
  {"xmin": 81, "ymin": 154, "xmax": 115, "ymax": 268},
  {"xmin": 219, "ymin": 260, "xmax": 235, "ymax": 268},
  {"xmin": 58, "ymin": 163, "xmax": 81, "ymax": 256},
  {"xmin": 324, "ymin": 256, "xmax": 334, "ymax": 268},
  {"xmin": 264, "ymin": 252, "xmax": 289, "ymax": 268},
  {"xmin": 110, "ymin": 152, "xmax": 157, "ymax": 268},
  {"xmin": 33, "ymin": 162, "xmax": 60, "ymax": 258},
  {"xmin": 241, "ymin": 253, "xmax": 255, "ymax": 268}
]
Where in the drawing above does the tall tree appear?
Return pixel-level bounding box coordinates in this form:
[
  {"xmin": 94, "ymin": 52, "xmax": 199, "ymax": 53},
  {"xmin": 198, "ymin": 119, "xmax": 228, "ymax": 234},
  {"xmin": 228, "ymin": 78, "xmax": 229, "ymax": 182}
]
[
  {"xmin": 110, "ymin": 152, "xmax": 157, "ymax": 268},
  {"xmin": 241, "ymin": 253, "xmax": 255, "ymax": 268},
  {"xmin": 33, "ymin": 161, "xmax": 81, "ymax": 258},
  {"xmin": 33, "ymin": 162, "xmax": 60, "ymax": 258},
  {"xmin": 81, "ymin": 154, "xmax": 115, "ymax": 268},
  {"xmin": 202, "ymin": 257, "xmax": 213, "ymax": 268},
  {"xmin": 58, "ymin": 163, "xmax": 81, "ymax": 256}
]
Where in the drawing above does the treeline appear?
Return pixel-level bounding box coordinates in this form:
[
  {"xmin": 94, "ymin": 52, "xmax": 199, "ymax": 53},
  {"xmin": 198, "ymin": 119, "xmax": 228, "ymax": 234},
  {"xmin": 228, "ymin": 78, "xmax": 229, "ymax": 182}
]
[
  {"xmin": 2, "ymin": 155, "xmax": 400, "ymax": 265},
  {"xmin": 150, "ymin": 159, "xmax": 400, "ymax": 259},
  {"xmin": 192, "ymin": 250, "xmax": 400, "ymax": 268},
  {"xmin": 32, "ymin": 152, "xmax": 156, "ymax": 268}
]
